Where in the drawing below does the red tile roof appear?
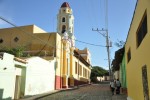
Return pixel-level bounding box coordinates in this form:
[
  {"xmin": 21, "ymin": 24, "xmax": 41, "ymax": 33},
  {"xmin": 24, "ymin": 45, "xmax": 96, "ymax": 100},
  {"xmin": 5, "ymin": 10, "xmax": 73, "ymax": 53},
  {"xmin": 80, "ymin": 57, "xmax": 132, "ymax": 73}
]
[{"xmin": 61, "ymin": 2, "xmax": 70, "ymax": 8}]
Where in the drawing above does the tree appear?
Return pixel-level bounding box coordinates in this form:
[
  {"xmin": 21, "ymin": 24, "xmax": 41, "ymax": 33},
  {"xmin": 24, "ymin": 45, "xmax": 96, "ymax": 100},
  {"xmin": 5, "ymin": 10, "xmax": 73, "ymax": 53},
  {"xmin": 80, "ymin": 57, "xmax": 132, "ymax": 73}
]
[
  {"xmin": 90, "ymin": 66, "xmax": 108, "ymax": 82},
  {"xmin": 112, "ymin": 40, "xmax": 125, "ymax": 72},
  {"xmin": 115, "ymin": 40, "xmax": 125, "ymax": 48},
  {"xmin": 0, "ymin": 46, "xmax": 25, "ymax": 57},
  {"xmin": 111, "ymin": 47, "xmax": 125, "ymax": 72}
]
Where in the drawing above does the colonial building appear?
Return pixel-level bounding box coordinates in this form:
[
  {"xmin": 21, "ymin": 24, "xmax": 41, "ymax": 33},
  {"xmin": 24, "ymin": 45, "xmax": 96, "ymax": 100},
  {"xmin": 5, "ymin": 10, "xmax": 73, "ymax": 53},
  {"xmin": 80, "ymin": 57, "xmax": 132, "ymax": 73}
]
[
  {"xmin": 0, "ymin": 53, "xmax": 27, "ymax": 100},
  {"xmin": 125, "ymin": 0, "xmax": 150, "ymax": 100},
  {"xmin": 0, "ymin": 52, "xmax": 56, "ymax": 100},
  {"xmin": 0, "ymin": 2, "xmax": 92, "ymax": 90}
]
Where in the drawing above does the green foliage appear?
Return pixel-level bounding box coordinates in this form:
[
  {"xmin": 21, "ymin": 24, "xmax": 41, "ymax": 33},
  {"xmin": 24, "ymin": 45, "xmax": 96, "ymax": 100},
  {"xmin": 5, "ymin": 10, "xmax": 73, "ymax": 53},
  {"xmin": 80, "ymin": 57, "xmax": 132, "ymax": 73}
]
[
  {"xmin": 115, "ymin": 40, "xmax": 125, "ymax": 48},
  {"xmin": 90, "ymin": 66, "xmax": 108, "ymax": 82},
  {"xmin": 0, "ymin": 46, "xmax": 25, "ymax": 57},
  {"xmin": 91, "ymin": 66, "xmax": 108, "ymax": 77},
  {"xmin": 111, "ymin": 47, "xmax": 125, "ymax": 71}
]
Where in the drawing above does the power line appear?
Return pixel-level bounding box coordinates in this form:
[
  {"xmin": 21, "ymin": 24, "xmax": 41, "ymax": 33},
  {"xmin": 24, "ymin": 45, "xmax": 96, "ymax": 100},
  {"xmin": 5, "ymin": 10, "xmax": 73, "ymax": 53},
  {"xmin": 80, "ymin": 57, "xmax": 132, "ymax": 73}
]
[
  {"xmin": 92, "ymin": 0, "xmax": 112, "ymax": 80},
  {"xmin": 75, "ymin": 39, "xmax": 105, "ymax": 47},
  {"xmin": 0, "ymin": 16, "xmax": 105, "ymax": 67},
  {"xmin": 0, "ymin": 16, "xmax": 55, "ymax": 48},
  {"xmin": 0, "ymin": 15, "xmax": 105, "ymax": 64},
  {"xmin": 0, "ymin": 16, "xmax": 105, "ymax": 48}
]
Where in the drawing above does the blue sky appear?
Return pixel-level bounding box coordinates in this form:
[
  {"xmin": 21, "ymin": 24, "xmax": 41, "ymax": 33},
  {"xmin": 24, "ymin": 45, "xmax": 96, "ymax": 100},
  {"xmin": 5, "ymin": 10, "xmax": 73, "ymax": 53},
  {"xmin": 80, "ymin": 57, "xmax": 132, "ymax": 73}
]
[{"xmin": 0, "ymin": 0, "xmax": 137, "ymax": 69}]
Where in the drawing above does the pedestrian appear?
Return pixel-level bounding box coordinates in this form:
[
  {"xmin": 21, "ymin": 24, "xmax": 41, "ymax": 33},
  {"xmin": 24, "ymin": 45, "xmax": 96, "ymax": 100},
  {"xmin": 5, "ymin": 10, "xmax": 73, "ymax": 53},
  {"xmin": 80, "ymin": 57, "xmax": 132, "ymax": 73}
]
[
  {"xmin": 115, "ymin": 79, "xmax": 121, "ymax": 94},
  {"xmin": 110, "ymin": 80, "xmax": 115, "ymax": 95}
]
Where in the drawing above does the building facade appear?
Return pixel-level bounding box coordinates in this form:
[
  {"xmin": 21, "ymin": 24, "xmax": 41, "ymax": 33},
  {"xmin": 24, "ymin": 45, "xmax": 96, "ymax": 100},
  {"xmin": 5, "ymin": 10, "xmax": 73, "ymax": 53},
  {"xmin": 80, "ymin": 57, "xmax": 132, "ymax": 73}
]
[
  {"xmin": 0, "ymin": 53, "xmax": 27, "ymax": 100},
  {"xmin": 120, "ymin": 54, "xmax": 127, "ymax": 94},
  {"xmin": 25, "ymin": 57, "xmax": 56, "ymax": 96},
  {"xmin": 0, "ymin": 53, "xmax": 56, "ymax": 99},
  {"xmin": 0, "ymin": 2, "xmax": 91, "ymax": 91},
  {"xmin": 125, "ymin": 0, "xmax": 150, "ymax": 100}
]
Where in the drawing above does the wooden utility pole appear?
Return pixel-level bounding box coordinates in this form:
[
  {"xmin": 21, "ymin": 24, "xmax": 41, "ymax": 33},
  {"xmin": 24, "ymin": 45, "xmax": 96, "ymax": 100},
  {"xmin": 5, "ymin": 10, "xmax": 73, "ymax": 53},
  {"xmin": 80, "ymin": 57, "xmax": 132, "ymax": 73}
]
[{"xmin": 92, "ymin": 0, "xmax": 112, "ymax": 80}]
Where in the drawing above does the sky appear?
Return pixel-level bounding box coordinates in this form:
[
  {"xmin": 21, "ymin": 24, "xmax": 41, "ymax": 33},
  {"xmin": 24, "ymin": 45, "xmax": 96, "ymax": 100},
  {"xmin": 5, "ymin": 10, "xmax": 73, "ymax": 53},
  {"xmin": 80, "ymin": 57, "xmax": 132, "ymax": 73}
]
[{"xmin": 0, "ymin": 0, "xmax": 137, "ymax": 69}]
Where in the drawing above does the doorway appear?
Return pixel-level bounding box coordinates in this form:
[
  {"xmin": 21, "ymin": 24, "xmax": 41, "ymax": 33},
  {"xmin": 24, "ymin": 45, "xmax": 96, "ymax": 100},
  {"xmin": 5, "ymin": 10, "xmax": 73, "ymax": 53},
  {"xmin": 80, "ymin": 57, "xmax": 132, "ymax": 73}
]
[
  {"xmin": 142, "ymin": 65, "xmax": 149, "ymax": 100},
  {"xmin": 14, "ymin": 75, "xmax": 21, "ymax": 100}
]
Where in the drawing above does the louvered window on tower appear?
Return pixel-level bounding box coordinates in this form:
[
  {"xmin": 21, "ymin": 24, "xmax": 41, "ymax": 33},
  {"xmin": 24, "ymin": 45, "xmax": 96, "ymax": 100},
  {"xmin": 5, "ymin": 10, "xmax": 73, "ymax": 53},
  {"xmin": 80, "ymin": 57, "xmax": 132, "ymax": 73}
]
[
  {"xmin": 62, "ymin": 17, "xmax": 65, "ymax": 22},
  {"xmin": 62, "ymin": 25, "xmax": 66, "ymax": 33}
]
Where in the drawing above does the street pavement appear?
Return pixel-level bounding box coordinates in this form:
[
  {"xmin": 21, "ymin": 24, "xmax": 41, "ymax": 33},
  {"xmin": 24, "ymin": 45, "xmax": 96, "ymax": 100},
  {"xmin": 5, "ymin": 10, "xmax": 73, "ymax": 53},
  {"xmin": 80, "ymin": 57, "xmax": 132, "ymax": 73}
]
[{"xmin": 30, "ymin": 82, "xmax": 127, "ymax": 100}]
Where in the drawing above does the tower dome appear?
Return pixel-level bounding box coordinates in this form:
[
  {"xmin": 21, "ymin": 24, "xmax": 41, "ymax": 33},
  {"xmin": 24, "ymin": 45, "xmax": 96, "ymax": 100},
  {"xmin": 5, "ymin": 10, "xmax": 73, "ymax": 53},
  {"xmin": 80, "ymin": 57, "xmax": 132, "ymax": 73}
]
[{"xmin": 61, "ymin": 2, "xmax": 70, "ymax": 8}]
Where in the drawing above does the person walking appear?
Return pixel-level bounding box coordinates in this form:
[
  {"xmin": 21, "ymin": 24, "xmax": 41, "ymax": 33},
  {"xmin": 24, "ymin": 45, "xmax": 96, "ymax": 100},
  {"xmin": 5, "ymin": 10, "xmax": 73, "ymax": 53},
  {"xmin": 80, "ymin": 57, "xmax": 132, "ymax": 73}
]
[
  {"xmin": 116, "ymin": 79, "xmax": 121, "ymax": 94},
  {"xmin": 110, "ymin": 80, "xmax": 115, "ymax": 95}
]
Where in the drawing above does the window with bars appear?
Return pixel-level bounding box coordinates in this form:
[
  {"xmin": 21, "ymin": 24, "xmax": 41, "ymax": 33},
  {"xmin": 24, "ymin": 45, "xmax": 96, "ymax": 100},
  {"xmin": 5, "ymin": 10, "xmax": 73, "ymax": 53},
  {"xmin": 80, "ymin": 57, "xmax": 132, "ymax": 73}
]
[
  {"xmin": 75, "ymin": 62, "xmax": 77, "ymax": 74},
  {"xmin": 136, "ymin": 11, "xmax": 147, "ymax": 48},
  {"xmin": 127, "ymin": 48, "xmax": 131, "ymax": 63},
  {"xmin": 80, "ymin": 65, "xmax": 82, "ymax": 76}
]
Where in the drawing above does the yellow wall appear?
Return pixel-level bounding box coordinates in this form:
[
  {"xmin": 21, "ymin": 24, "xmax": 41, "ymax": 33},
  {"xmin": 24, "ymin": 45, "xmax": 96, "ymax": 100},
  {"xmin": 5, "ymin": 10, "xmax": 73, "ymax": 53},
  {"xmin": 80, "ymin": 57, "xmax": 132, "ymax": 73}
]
[
  {"xmin": 32, "ymin": 25, "xmax": 47, "ymax": 33},
  {"xmin": 0, "ymin": 25, "xmax": 57, "ymax": 56},
  {"xmin": 0, "ymin": 25, "xmax": 33, "ymax": 49},
  {"xmin": 72, "ymin": 56, "xmax": 91, "ymax": 82},
  {"xmin": 125, "ymin": 0, "xmax": 150, "ymax": 100},
  {"xmin": 55, "ymin": 33, "xmax": 62, "ymax": 77},
  {"xmin": 0, "ymin": 24, "xmax": 92, "ymax": 88}
]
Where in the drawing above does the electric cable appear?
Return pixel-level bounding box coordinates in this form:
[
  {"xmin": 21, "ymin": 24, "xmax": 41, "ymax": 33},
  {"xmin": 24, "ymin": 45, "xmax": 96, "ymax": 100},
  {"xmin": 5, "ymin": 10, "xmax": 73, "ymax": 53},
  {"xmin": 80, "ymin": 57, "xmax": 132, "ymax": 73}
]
[{"xmin": 0, "ymin": 16, "xmax": 105, "ymax": 48}]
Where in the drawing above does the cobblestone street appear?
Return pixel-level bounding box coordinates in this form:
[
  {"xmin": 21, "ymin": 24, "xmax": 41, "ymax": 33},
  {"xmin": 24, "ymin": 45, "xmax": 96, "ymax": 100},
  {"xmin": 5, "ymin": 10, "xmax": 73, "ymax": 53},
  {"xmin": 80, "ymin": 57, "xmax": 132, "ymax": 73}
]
[{"xmin": 35, "ymin": 83, "xmax": 127, "ymax": 100}]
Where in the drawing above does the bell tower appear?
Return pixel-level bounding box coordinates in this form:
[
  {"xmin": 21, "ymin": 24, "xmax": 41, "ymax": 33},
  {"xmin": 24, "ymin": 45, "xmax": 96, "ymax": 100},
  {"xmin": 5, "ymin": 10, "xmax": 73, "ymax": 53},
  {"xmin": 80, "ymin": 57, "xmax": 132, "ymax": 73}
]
[{"xmin": 57, "ymin": 2, "xmax": 75, "ymax": 46}]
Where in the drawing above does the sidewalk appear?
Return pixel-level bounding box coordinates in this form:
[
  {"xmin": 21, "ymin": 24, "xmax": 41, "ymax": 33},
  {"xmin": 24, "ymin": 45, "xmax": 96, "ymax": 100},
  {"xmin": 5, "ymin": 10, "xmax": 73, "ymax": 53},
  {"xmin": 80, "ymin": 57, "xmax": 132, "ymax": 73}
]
[
  {"xmin": 20, "ymin": 83, "xmax": 127, "ymax": 100},
  {"xmin": 20, "ymin": 90, "xmax": 60, "ymax": 100},
  {"xmin": 20, "ymin": 86, "xmax": 79, "ymax": 100},
  {"xmin": 112, "ymin": 94, "xmax": 127, "ymax": 100},
  {"xmin": 111, "ymin": 88, "xmax": 127, "ymax": 100}
]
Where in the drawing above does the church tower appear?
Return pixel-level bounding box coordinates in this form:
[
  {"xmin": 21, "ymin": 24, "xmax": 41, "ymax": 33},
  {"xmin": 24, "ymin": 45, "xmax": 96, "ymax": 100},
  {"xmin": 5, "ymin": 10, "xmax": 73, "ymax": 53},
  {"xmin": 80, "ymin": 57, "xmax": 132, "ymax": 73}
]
[{"xmin": 57, "ymin": 2, "xmax": 75, "ymax": 46}]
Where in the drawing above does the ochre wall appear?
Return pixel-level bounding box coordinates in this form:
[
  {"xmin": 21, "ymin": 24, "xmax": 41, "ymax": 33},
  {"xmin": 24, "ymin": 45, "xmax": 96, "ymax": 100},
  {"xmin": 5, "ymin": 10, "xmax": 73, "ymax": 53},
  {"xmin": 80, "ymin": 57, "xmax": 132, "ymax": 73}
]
[
  {"xmin": 0, "ymin": 25, "xmax": 57, "ymax": 57},
  {"xmin": 125, "ymin": 0, "xmax": 150, "ymax": 100}
]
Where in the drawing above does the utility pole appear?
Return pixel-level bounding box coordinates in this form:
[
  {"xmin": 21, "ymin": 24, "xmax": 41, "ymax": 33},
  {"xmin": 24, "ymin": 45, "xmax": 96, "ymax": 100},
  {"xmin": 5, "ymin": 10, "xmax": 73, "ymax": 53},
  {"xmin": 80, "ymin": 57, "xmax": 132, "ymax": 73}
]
[
  {"xmin": 92, "ymin": 0, "xmax": 112, "ymax": 80},
  {"xmin": 92, "ymin": 28, "xmax": 112, "ymax": 80}
]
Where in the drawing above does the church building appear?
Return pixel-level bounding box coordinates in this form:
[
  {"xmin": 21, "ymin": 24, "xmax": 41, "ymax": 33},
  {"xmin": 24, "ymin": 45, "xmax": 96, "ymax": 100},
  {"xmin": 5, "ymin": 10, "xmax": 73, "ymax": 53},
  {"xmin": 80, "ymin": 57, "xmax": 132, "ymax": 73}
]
[{"xmin": 0, "ymin": 2, "xmax": 92, "ymax": 89}]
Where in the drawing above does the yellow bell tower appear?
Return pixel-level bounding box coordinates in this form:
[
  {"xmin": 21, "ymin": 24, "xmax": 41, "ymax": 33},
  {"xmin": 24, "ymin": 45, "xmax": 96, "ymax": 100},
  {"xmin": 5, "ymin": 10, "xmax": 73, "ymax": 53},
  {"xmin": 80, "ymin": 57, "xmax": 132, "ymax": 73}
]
[
  {"xmin": 57, "ymin": 2, "xmax": 76, "ymax": 88},
  {"xmin": 57, "ymin": 2, "xmax": 75, "ymax": 47}
]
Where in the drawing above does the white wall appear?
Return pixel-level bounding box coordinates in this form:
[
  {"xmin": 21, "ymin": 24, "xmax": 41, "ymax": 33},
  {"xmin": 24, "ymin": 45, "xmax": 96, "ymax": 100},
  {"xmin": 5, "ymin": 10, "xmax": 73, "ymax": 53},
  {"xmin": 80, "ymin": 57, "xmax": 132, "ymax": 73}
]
[
  {"xmin": 25, "ymin": 57, "xmax": 55, "ymax": 95},
  {"xmin": 97, "ymin": 76, "xmax": 105, "ymax": 81},
  {"xmin": 0, "ymin": 54, "xmax": 56, "ymax": 98},
  {"xmin": 0, "ymin": 53, "xmax": 16, "ymax": 99},
  {"xmin": 114, "ymin": 71, "xmax": 119, "ymax": 80}
]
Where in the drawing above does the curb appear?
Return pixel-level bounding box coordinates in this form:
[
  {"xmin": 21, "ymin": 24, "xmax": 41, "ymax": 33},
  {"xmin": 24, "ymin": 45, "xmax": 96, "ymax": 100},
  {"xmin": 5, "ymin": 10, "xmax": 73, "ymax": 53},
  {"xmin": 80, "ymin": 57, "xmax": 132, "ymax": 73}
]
[
  {"xmin": 20, "ymin": 84, "xmax": 91, "ymax": 100},
  {"xmin": 20, "ymin": 86, "xmax": 79, "ymax": 100},
  {"xmin": 35, "ymin": 87, "xmax": 79, "ymax": 100}
]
